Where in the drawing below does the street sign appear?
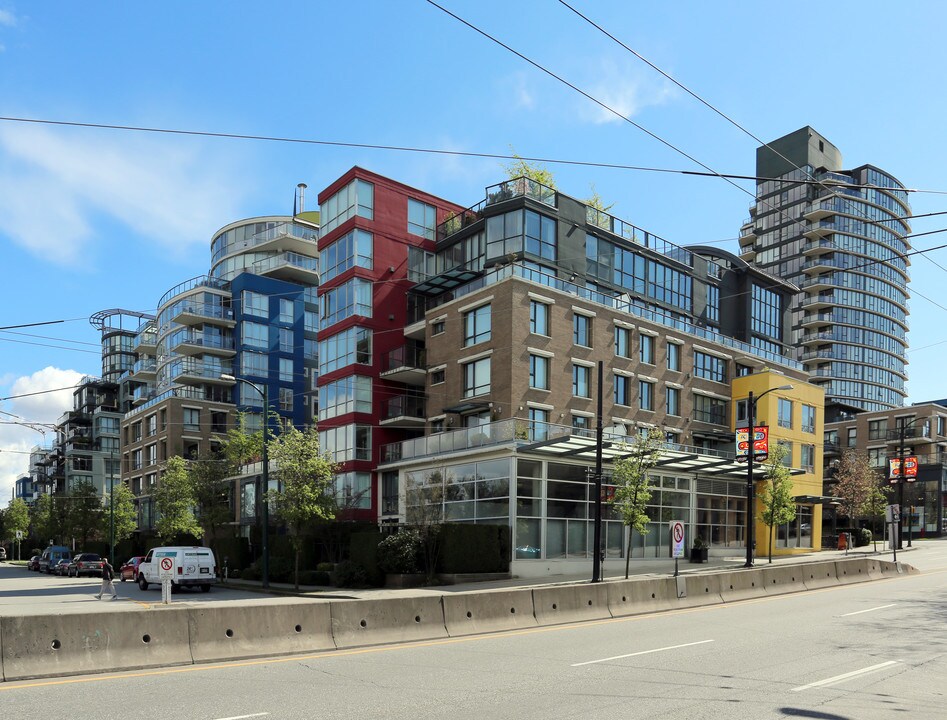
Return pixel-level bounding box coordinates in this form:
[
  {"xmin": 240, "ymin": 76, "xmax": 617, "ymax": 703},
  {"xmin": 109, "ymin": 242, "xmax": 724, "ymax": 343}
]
[
  {"xmin": 670, "ymin": 521, "xmax": 685, "ymax": 559},
  {"xmin": 885, "ymin": 504, "xmax": 901, "ymax": 523},
  {"xmin": 735, "ymin": 425, "xmax": 769, "ymax": 462},
  {"xmin": 159, "ymin": 556, "xmax": 174, "ymax": 579},
  {"xmin": 15, "ymin": 530, "xmax": 23, "ymax": 540}
]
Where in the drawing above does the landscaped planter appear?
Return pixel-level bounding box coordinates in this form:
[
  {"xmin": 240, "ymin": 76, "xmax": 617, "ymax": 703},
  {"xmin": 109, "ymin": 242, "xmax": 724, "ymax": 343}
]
[
  {"xmin": 689, "ymin": 547, "xmax": 709, "ymax": 563},
  {"xmin": 384, "ymin": 573, "xmax": 428, "ymax": 588}
]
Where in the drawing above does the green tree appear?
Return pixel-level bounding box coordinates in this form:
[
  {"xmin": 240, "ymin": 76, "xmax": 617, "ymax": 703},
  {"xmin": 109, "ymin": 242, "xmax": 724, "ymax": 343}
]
[
  {"xmin": 268, "ymin": 424, "xmax": 337, "ymax": 590},
  {"xmin": 503, "ymin": 150, "xmax": 556, "ymax": 188},
  {"xmin": 759, "ymin": 444, "xmax": 796, "ymax": 563},
  {"xmin": 64, "ymin": 479, "xmax": 104, "ymax": 548},
  {"xmin": 189, "ymin": 453, "xmax": 236, "ymax": 546},
  {"xmin": 405, "ymin": 469, "xmax": 446, "ymax": 582},
  {"xmin": 4, "ymin": 498, "xmax": 30, "ymax": 559},
  {"xmin": 610, "ymin": 428, "xmax": 663, "ymax": 579},
  {"xmin": 833, "ymin": 449, "xmax": 877, "ymax": 539},
  {"xmin": 106, "ymin": 481, "xmax": 138, "ymax": 546},
  {"xmin": 585, "ymin": 184, "xmax": 615, "ymax": 230},
  {"xmin": 153, "ymin": 456, "xmax": 203, "ymax": 541},
  {"xmin": 864, "ymin": 481, "xmax": 891, "ymax": 552},
  {"xmin": 222, "ymin": 412, "xmax": 263, "ymax": 466}
]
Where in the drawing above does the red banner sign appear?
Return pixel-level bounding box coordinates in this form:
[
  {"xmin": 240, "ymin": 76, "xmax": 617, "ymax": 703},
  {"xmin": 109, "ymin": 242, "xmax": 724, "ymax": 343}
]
[
  {"xmin": 735, "ymin": 425, "xmax": 769, "ymax": 462},
  {"xmin": 888, "ymin": 456, "xmax": 918, "ymax": 482}
]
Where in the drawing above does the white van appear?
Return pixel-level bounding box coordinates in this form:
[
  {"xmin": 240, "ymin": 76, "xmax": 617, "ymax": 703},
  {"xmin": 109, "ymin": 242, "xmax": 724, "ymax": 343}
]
[{"xmin": 137, "ymin": 546, "xmax": 217, "ymax": 592}]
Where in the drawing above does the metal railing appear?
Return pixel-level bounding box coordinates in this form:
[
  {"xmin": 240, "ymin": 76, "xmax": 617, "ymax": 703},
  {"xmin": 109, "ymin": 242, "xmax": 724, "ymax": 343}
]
[{"xmin": 383, "ymin": 344, "xmax": 426, "ymax": 372}]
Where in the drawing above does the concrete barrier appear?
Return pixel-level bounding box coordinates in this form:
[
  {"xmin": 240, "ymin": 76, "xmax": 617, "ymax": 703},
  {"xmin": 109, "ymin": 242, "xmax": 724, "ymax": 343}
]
[
  {"xmin": 865, "ymin": 558, "xmax": 884, "ymax": 581},
  {"xmin": 677, "ymin": 573, "xmax": 725, "ymax": 608},
  {"xmin": 607, "ymin": 577, "xmax": 676, "ymax": 617},
  {"xmin": 188, "ymin": 602, "xmax": 335, "ymax": 663},
  {"xmin": 835, "ymin": 558, "xmax": 872, "ymax": 585},
  {"xmin": 330, "ymin": 596, "xmax": 447, "ymax": 649},
  {"xmin": 1, "ymin": 609, "xmax": 192, "ymax": 681},
  {"xmin": 532, "ymin": 583, "xmax": 610, "ymax": 626},
  {"xmin": 442, "ymin": 589, "xmax": 537, "ymax": 637},
  {"xmin": 757, "ymin": 564, "xmax": 807, "ymax": 596},
  {"xmin": 802, "ymin": 560, "xmax": 841, "ymax": 591},
  {"xmin": 718, "ymin": 568, "xmax": 768, "ymax": 602}
]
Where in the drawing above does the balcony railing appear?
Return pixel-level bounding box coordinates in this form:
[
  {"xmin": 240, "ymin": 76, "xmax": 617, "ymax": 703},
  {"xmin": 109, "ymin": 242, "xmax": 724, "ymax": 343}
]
[
  {"xmin": 124, "ymin": 386, "xmax": 212, "ymax": 420},
  {"xmin": 383, "ymin": 344, "xmax": 426, "ymax": 372},
  {"xmin": 485, "ymin": 177, "xmax": 557, "ymax": 209},
  {"xmin": 382, "ymin": 395, "xmax": 426, "ymax": 421},
  {"xmin": 252, "ymin": 251, "xmax": 319, "ymax": 274},
  {"xmin": 159, "ymin": 275, "xmax": 228, "ymax": 310}
]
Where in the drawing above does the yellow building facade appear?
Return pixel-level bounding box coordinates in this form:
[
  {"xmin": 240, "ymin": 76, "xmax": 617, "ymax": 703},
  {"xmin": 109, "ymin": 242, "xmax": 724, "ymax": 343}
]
[{"xmin": 732, "ymin": 370, "xmax": 825, "ymax": 557}]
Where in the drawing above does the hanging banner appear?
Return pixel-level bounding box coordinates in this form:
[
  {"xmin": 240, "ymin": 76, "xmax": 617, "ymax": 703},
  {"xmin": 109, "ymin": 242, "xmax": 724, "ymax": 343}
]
[
  {"xmin": 887, "ymin": 456, "xmax": 918, "ymax": 482},
  {"xmin": 735, "ymin": 425, "xmax": 769, "ymax": 462}
]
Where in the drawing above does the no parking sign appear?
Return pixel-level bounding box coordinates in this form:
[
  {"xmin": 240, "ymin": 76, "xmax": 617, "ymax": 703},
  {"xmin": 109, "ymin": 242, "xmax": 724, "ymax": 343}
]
[{"xmin": 670, "ymin": 521, "xmax": 685, "ymax": 559}]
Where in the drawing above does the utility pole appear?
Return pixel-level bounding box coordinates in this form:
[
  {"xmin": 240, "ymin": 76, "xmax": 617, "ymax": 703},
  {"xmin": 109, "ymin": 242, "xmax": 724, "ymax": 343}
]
[{"xmin": 591, "ymin": 361, "xmax": 604, "ymax": 583}]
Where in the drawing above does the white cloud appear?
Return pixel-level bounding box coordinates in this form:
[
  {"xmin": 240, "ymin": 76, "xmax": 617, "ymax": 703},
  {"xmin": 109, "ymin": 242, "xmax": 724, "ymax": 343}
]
[
  {"xmin": 579, "ymin": 59, "xmax": 676, "ymax": 125},
  {"xmin": 0, "ymin": 366, "xmax": 84, "ymax": 507},
  {"xmin": 0, "ymin": 123, "xmax": 247, "ymax": 265},
  {"xmin": 0, "ymin": 9, "xmax": 16, "ymax": 27}
]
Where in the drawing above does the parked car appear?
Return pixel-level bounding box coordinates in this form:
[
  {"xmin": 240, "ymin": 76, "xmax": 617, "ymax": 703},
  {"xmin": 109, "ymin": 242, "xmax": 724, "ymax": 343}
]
[
  {"xmin": 54, "ymin": 559, "xmax": 72, "ymax": 576},
  {"xmin": 27, "ymin": 555, "xmax": 41, "ymax": 571},
  {"xmin": 68, "ymin": 553, "xmax": 104, "ymax": 578},
  {"xmin": 0, "ymin": 546, "xmax": 7, "ymax": 561},
  {"xmin": 39, "ymin": 545, "xmax": 72, "ymax": 573},
  {"xmin": 119, "ymin": 556, "xmax": 145, "ymax": 582},
  {"xmin": 137, "ymin": 546, "xmax": 217, "ymax": 592}
]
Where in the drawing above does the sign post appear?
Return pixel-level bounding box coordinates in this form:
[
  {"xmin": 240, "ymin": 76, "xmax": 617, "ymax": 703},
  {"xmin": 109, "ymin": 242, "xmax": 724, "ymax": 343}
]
[
  {"xmin": 670, "ymin": 521, "xmax": 685, "ymax": 578},
  {"xmin": 885, "ymin": 504, "xmax": 900, "ymax": 561},
  {"xmin": 159, "ymin": 556, "xmax": 174, "ymax": 605},
  {"xmin": 15, "ymin": 530, "xmax": 23, "ymax": 561}
]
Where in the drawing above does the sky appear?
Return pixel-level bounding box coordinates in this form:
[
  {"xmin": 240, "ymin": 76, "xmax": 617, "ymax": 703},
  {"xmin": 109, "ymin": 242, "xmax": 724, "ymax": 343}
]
[{"xmin": 3, "ymin": 1, "xmax": 947, "ymax": 505}]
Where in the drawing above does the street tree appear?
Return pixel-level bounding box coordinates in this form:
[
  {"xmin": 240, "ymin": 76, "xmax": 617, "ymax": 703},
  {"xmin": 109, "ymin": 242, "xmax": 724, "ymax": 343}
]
[
  {"xmin": 864, "ymin": 481, "xmax": 891, "ymax": 551},
  {"xmin": 610, "ymin": 428, "xmax": 664, "ymax": 579},
  {"xmin": 405, "ymin": 469, "xmax": 446, "ymax": 581},
  {"xmin": 267, "ymin": 424, "xmax": 337, "ymax": 590},
  {"xmin": 106, "ymin": 481, "xmax": 138, "ymax": 546},
  {"xmin": 188, "ymin": 453, "xmax": 236, "ymax": 545},
  {"xmin": 4, "ymin": 498, "xmax": 30, "ymax": 558},
  {"xmin": 65, "ymin": 479, "xmax": 104, "ymax": 548},
  {"xmin": 222, "ymin": 412, "xmax": 263, "ymax": 467},
  {"xmin": 833, "ymin": 449, "xmax": 877, "ymax": 541},
  {"xmin": 759, "ymin": 443, "xmax": 795, "ymax": 563},
  {"xmin": 153, "ymin": 456, "xmax": 203, "ymax": 541}
]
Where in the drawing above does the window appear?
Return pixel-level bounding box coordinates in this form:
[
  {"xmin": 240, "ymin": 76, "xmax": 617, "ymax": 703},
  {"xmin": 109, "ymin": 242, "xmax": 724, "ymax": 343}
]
[
  {"xmin": 801, "ymin": 404, "xmax": 816, "ymax": 434},
  {"xmin": 304, "ymin": 310, "xmax": 318, "ymax": 333},
  {"xmin": 279, "ymin": 299, "xmax": 294, "ymax": 324},
  {"xmin": 303, "ymin": 338, "xmax": 317, "ymax": 360},
  {"xmin": 241, "ymin": 351, "xmax": 267, "ymax": 377},
  {"xmin": 183, "ymin": 408, "xmax": 200, "ymax": 431},
  {"xmin": 432, "ymin": 320, "xmax": 445, "ymax": 335},
  {"xmin": 278, "ymin": 387, "xmax": 293, "ymax": 412},
  {"xmin": 666, "ymin": 387, "xmax": 681, "ymax": 416},
  {"xmin": 530, "ymin": 355, "xmax": 550, "ymax": 390},
  {"xmin": 639, "ymin": 334, "xmax": 654, "ymax": 364},
  {"xmin": 97, "ymin": 416, "xmax": 119, "ymax": 434},
  {"xmin": 146, "ymin": 415, "xmax": 157, "ymax": 437},
  {"xmin": 615, "ymin": 327, "xmax": 631, "ymax": 358},
  {"xmin": 573, "ymin": 314, "xmax": 592, "ymax": 347},
  {"xmin": 614, "ymin": 375, "xmax": 631, "ymax": 406},
  {"xmin": 529, "ymin": 407, "xmax": 549, "ymax": 441},
  {"xmin": 524, "ymin": 210, "xmax": 557, "ymax": 261},
  {"xmin": 319, "ymin": 327, "xmax": 372, "ymax": 374},
  {"xmin": 751, "ymin": 284, "xmax": 782, "ymax": 340},
  {"xmin": 408, "ymin": 198, "xmax": 437, "ymax": 240},
  {"xmin": 572, "ymin": 415, "xmax": 591, "ymax": 435},
  {"xmin": 132, "ymin": 421, "xmax": 142, "ymax": 442},
  {"xmin": 320, "ymin": 228, "xmax": 373, "ymax": 282},
  {"xmin": 242, "ymin": 321, "xmax": 268, "ymax": 349},
  {"xmin": 868, "ymin": 419, "xmax": 887, "ymax": 441},
  {"xmin": 431, "ymin": 368, "xmax": 445, "ymax": 385},
  {"xmin": 639, "ymin": 380, "xmax": 654, "ymax": 411},
  {"xmin": 778, "ymin": 398, "xmax": 793, "ymax": 429},
  {"xmin": 564, "ymin": 363, "xmax": 588, "ymax": 398},
  {"xmin": 463, "ymin": 304, "xmax": 491, "ymax": 346},
  {"xmin": 694, "ymin": 395, "xmax": 727, "ymax": 425},
  {"xmin": 800, "ymin": 444, "xmax": 815, "ymax": 471},
  {"xmin": 430, "ymin": 418, "xmax": 445, "ymax": 434},
  {"xmin": 333, "ymin": 471, "xmax": 372, "ymax": 510},
  {"xmin": 530, "ymin": 301, "xmax": 550, "ymax": 336},
  {"xmin": 146, "ymin": 444, "xmax": 156, "ymax": 466},
  {"xmin": 463, "ymin": 357, "xmax": 491, "ymax": 398},
  {"xmin": 279, "ymin": 358, "xmax": 293, "ymax": 382},
  {"xmin": 278, "ymin": 328, "xmax": 293, "ymax": 353},
  {"xmin": 847, "ymin": 428, "xmax": 857, "ymax": 447},
  {"xmin": 320, "ymin": 178, "xmax": 373, "ymax": 235},
  {"xmin": 667, "ymin": 343, "xmax": 681, "ymax": 372},
  {"xmin": 694, "ymin": 351, "xmax": 727, "ymax": 383},
  {"xmin": 319, "ymin": 277, "xmax": 372, "ymax": 328},
  {"xmin": 132, "ymin": 449, "xmax": 142, "ymax": 470},
  {"xmin": 242, "ymin": 291, "xmax": 268, "ymax": 318},
  {"xmin": 735, "ymin": 363, "xmax": 753, "ymax": 377},
  {"xmin": 868, "ymin": 447, "xmax": 886, "ymax": 467},
  {"xmin": 319, "ymin": 424, "xmax": 371, "ymax": 463},
  {"xmin": 736, "ymin": 399, "xmax": 748, "ymax": 425}
]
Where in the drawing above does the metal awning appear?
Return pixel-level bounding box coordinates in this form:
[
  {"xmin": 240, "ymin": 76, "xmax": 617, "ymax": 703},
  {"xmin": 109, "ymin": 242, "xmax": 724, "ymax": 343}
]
[
  {"xmin": 442, "ymin": 401, "xmax": 492, "ymax": 415},
  {"xmin": 411, "ymin": 267, "xmax": 483, "ymax": 296},
  {"xmin": 517, "ymin": 433, "xmax": 805, "ymax": 479}
]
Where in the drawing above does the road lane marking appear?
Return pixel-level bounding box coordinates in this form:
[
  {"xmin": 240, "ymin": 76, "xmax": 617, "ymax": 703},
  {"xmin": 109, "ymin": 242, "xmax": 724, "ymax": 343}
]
[
  {"xmin": 790, "ymin": 661, "xmax": 900, "ymax": 692},
  {"xmin": 571, "ymin": 639, "xmax": 715, "ymax": 667},
  {"xmin": 840, "ymin": 603, "xmax": 897, "ymax": 617},
  {"xmin": 213, "ymin": 714, "xmax": 268, "ymax": 720}
]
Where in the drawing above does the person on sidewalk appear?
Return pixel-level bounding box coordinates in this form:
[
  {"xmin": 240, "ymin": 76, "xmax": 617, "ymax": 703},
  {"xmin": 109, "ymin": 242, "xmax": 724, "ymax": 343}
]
[{"xmin": 96, "ymin": 558, "xmax": 118, "ymax": 600}]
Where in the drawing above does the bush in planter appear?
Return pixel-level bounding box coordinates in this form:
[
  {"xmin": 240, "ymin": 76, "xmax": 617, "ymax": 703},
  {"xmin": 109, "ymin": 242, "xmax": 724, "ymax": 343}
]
[
  {"xmin": 316, "ymin": 562, "xmax": 334, "ymax": 572},
  {"xmin": 333, "ymin": 560, "xmax": 368, "ymax": 588},
  {"xmin": 377, "ymin": 530, "xmax": 421, "ymax": 574},
  {"xmin": 856, "ymin": 528, "xmax": 872, "ymax": 547},
  {"xmin": 241, "ymin": 565, "xmax": 261, "ymax": 581}
]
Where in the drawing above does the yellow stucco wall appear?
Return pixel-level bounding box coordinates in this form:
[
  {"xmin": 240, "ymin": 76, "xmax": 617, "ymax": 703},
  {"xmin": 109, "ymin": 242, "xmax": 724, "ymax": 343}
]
[{"xmin": 732, "ymin": 370, "xmax": 826, "ymax": 556}]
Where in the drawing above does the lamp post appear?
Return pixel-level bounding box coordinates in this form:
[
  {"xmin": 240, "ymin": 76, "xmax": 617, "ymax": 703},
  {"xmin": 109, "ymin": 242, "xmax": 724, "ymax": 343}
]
[
  {"xmin": 743, "ymin": 385, "xmax": 793, "ymax": 568},
  {"xmin": 108, "ymin": 449, "xmax": 115, "ymax": 566},
  {"xmin": 894, "ymin": 417, "xmax": 922, "ymax": 550},
  {"xmin": 221, "ymin": 374, "xmax": 269, "ymax": 589}
]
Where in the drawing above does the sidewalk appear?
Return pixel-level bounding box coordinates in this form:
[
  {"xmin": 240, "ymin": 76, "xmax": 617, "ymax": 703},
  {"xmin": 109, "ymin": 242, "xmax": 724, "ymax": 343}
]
[{"xmin": 222, "ymin": 542, "xmax": 917, "ymax": 601}]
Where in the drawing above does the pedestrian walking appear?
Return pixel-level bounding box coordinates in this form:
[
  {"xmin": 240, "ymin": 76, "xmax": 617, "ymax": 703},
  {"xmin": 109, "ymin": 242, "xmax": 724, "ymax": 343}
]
[{"xmin": 96, "ymin": 558, "xmax": 118, "ymax": 600}]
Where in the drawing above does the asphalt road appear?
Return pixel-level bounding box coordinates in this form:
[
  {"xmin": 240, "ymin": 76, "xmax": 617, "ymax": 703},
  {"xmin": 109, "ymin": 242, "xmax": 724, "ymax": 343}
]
[{"xmin": 2, "ymin": 541, "xmax": 945, "ymax": 720}]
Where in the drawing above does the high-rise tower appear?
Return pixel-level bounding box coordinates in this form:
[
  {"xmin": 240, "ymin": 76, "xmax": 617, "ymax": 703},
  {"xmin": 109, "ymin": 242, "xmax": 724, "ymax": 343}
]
[{"xmin": 739, "ymin": 127, "xmax": 911, "ymax": 411}]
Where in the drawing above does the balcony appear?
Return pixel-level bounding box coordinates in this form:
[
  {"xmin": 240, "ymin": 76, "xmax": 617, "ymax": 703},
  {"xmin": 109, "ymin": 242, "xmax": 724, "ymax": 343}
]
[
  {"xmin": 380, "ymin": 345, "xmax": 426, "ymax": 385},
  {"xmin": 134, "ymin": 329, "xmax": 157, "ymax": 352},
  {"xmin": 885, "ymin": 425, "xmax": 933, "ymax": 443},
  {"xmin": 380, "ymin": 395, "xmax": 426, "ymax": 427},
  {"xmin": 738, "ymin": 224, "xmax": 758, "ymax": 246},
  {"xmin": 170, "ymin": 332, "xmax": 236, "ymax": 357},
  {"xmin": 800, "ymin": 349, "xmax": 837, "ymax": 362},
  {"xmin": 800, "ymin": 294, "xmax": 835, "ymax": 310},
  {"xmin": 802, "ymin": 200, "xmax": 837, "ymax": 222},
  {"xmin": 130, "ymin": 358, "xmax": 157, "ymax": 379},
  {"xmin": 241, "ymin": 222, "xmax": 318, "ymax": 257},
  {"xmin": 172, "ymin": 302, "xmax": 235, "ymax": 328},
  {"xmin": 823, "ymin": 442, "xmax": 841, "ymax": 456},
  {"xmin": 802, "ymin": 239, "xmax": 835, "ymax": 257},
  {"xmin": 170, "ymin": 361, "xmax": 235, "ymax": 387},
  {"xmin": 800, "ymin": 312, "xmax": 833, "ymax": 328},
  {"xmin": 800, "ymin": 331, "xmax": 834, "ymax": 347},
  {"xmin": 124, "ymin": 386, "xmax": 214, "ymax": 420},
  {"xmin": 131, "ymin": 384, "xmax": 156, "ymax": 406},
  {"xmin": 253, "ymin": 251, "xmax": 320, "ymax": 284},
  {"xmin": 159, "ymin": 275, "xmax": 229, "ymax": 310},
  {"xmin": 802, "ymin": 220, "xmax": 835, "ymax": 240}
]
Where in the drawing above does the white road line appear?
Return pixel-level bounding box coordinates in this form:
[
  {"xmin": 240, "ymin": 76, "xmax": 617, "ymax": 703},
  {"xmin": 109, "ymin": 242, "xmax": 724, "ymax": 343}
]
[
  {"xmin": 571, "ymin": 639, "xmax": 715, "ymax": 667},
  {"xmin": 791, "ymin": 661, "xmax": 900, "ymax": 692},
  {"xmin": 213, "ymin": 714, "xmax": 269, "ymax": 720},
  {"xmin": 840, "ymin": 603, "xmax": 897, "ymax": 617}
]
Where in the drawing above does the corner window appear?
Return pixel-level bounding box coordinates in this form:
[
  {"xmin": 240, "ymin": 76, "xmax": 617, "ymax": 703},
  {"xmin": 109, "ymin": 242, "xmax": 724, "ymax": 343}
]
[
  {"xmin": 530, "ymin": 301, "xmax": 550, "ymax": 336},
  {"xmin": 463, "ymin": 357, "xmax": 491, "ymax": 398},
  {"xmin": 530, "ymin": 355, "xmax": 550, "ymax": 390},
  {"xmin": 463, "ymin": 304, "xmax": 491, "ymax": 347},
  {"xmin": 408, "ymin": 199, "xmax": 437, "ymax": 240}
]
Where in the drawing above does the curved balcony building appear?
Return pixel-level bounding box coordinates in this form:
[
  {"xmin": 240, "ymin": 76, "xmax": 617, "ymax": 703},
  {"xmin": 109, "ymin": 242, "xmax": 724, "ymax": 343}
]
[{"xmin": 741, "ymin": 127, "xmax": 911, "ymax": 411}]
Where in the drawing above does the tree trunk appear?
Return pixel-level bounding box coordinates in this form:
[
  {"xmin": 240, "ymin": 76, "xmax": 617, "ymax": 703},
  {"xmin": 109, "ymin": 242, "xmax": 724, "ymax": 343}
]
[
  {"xmin": 294, "ymin": 546, "xmax": 300, "ymax": 591},
  {"xmin": 624, "ymin": 528, "xmax": 632, "ymax": 579}
]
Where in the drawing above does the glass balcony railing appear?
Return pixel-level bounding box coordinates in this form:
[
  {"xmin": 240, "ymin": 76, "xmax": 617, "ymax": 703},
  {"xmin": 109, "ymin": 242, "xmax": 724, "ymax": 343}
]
[
  {"xmin": 159, "ymin": 275, "xmax": 228, "ymax": 310},
  {"xmin": 132, "ymin": 359, "xmax": 157, "ymax": 374},
  {"xmin": 124, "ymin": 386, "xmax": 211, "ymax": 420},
  {"xmin": 252, "ymin": 251, "xmax": 319, "ymax": 275}
]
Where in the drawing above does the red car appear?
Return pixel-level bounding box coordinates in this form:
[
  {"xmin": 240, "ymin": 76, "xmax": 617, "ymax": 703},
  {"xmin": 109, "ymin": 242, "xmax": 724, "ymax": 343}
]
[{"xmin": 119, "ymin": 556, "xmax": 145, "ymax": 582}]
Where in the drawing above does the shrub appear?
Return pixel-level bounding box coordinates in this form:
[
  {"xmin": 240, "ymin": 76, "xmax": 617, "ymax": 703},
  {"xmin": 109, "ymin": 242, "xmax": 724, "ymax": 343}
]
[
  {"xmin": 241, "ymin": 565, "xmax": 261, "ymax": 581},
  {"xmin": 316, "ymin": 562, "xmax": 335, "ymax": 572},
  {"xmin": 377, "ymin": 530, "xmax": 421, "ymax": 574},
  {"xmin": 333, "ymin": 560, "xmax": 368, "ymax": 588},
  {"xmin": 349, "ymin": 531, "xmax": 384, "ymax": 586},
  {"xmin": 228, "ymin": 568, "xmax": 241, "ymax": 580},
  {"xmin": 856, "ymin": 528, "xmax": 872, "ymax": 547},
  {"xmin": 297, "ymin": 570, "xmax": 330, "ymax": 586}
]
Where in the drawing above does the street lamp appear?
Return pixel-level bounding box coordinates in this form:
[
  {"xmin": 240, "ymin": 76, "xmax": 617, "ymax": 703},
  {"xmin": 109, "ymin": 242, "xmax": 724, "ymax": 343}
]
[
  {"xmin": 743, "ymin": 384, "xmax": 793, "ymax": 568},
  {"xmin": 221, "ymin": 374, "xmax": 270, "ymax": 589},
  {"xmin": 893, "ymin": 416, "xmax": 923, "ymax": 550}
]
